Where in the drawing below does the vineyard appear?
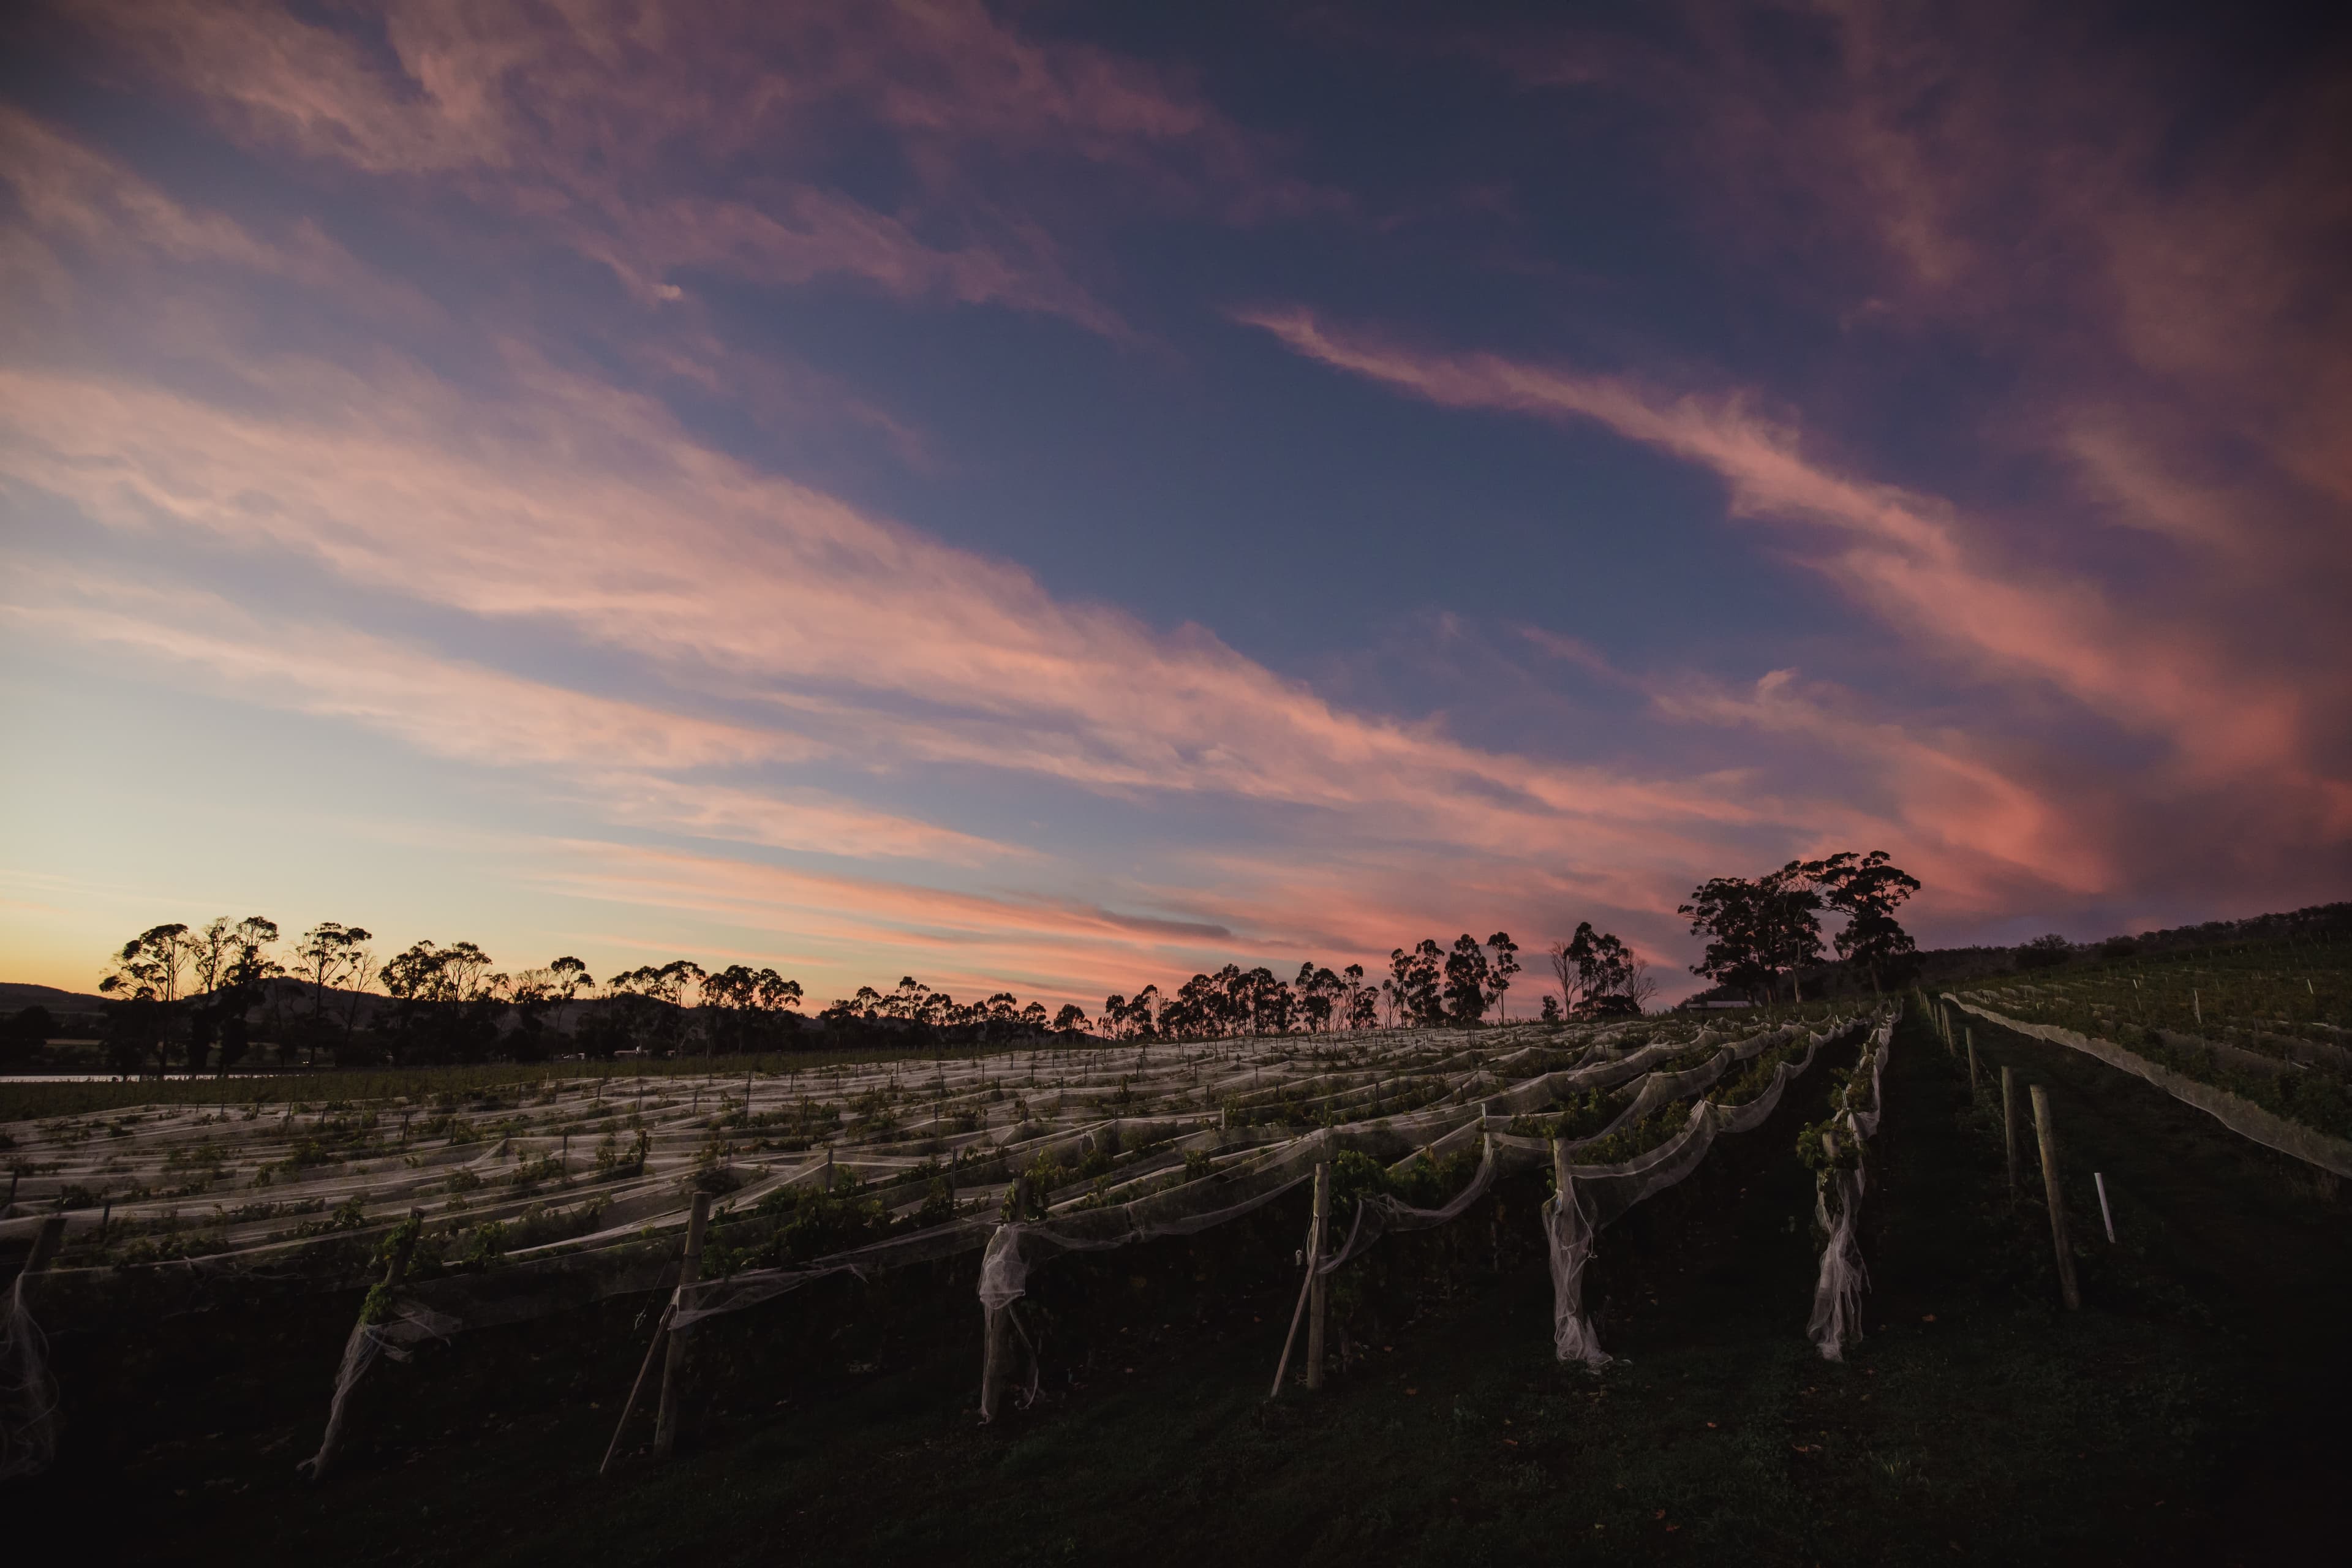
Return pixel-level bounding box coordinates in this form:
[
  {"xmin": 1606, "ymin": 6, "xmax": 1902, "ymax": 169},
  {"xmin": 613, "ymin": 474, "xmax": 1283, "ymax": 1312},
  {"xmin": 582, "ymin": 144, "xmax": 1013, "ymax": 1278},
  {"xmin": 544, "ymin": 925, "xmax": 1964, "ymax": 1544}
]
[
  {"xmin": 6, "ymin": 954, "xmax": 2351, "ymax": 1563},
  {"xmin": 1940, "ymin": 930, "xmax": 2352, "ymax": 1165}
]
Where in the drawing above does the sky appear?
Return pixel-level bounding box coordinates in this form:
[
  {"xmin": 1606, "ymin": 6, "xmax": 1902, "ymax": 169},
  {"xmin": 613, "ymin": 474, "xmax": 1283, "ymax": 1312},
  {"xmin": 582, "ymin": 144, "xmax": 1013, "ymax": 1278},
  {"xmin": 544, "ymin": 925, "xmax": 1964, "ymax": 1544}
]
[{"xmin": 2, "ymin": 1, "xmax": 2347, "ymax": 1009}]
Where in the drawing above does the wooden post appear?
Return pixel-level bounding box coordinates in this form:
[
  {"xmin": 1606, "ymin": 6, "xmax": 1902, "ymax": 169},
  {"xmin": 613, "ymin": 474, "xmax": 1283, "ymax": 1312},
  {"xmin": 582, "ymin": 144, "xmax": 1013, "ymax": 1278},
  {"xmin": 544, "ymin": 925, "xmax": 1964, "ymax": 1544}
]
[
  {"xmin": 1267, "ymin": 1186, "xmax": 1319, "ymax": 1398},
  {"xmin": 2001, "ymin": 1066, "xmax": 2018, "ymax": 1196},
  {"xmin": 654, "ymin": 1192, "xmax": 711, "ymax": 1460},
  {"xmin": 23, "ymin": 1213, "xmax": 65, "ymax": 1276},
  {"xmin": 600, "ymin": 1298, "xmax": 676, "ymax": 1475},
  {"xmin": 1305, "ymin": 1159, "xmax": 1331, "ymax": 1391},
  {"xmin": 308, "ymin": 1209, "xmax": 421, "ymax": 1482},
  {"xmin": 2029, "ymin": 1086, "xmax": 2080, "ymax": 1311},
  {"xmin": 1966, "ymin": 1028, "xmax": 1979, "ymax": 1099}
]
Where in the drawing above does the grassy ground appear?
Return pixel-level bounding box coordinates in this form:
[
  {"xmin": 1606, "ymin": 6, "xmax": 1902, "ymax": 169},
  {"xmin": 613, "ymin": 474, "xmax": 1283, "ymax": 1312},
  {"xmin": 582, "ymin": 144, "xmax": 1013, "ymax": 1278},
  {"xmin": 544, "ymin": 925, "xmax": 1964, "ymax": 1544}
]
[{"xmin": 21, "ymin": 1003, "xmax": 2352, "ymax": 1564}]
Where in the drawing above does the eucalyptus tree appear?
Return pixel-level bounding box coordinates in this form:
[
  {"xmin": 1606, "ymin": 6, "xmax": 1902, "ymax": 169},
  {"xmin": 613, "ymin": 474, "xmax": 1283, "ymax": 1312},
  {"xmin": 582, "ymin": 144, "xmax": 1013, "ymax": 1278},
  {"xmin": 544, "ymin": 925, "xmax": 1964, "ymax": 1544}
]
[
  {"xmin": 213, "ymin": 918, "xmax": 281, "ymax": 1072},
  {"xmin": 1442, "ymin": 934, "xmax": 1490, "ymax": 1025},
  {"xmin": 1678, "ymin": 880, "xmax": 1778, "ymax": 1003},
  {"xmin": 1485, "ymin": 932, "xmax": 1520, "ymax": 1022},
  {"xmin": 1345, "ymin": 970, "xmax": 1379, "ymax": 1031},
  {"xmin": 381, "ymin": 939, "xmax": 508, "ymax": 1062},
  {"xmin": 1558, "ymin": 922, "xmax": 1635, "ymax": 1013},
  {"xmin": 292, "ymin": 921, "xmax": 374, "ymax": 1060},
  {"xmin": 1406, "ymin": 940, "xmax": 1446, "ymax": 1026},
  {"xmin": 1386, "ymin": 948, "xmax": 1413, "ymax": 1026},
  {"xmin": 1681, "ymin": 863, "xmax": 1828, "ymax": 1003},
  {"xmin": 99, "ymin": 922, "xmax": 198, "ymax": 1074},
  {"xmin": 1246, "ymin": 967, "xmax": 1292, "ymax": 1035},
  {"xmin": 547, "ymin": 956, "xmax": 594, "ymax": 1034},
  {"xmin": 1814, "ymin": 850, "xmax": 1923, "ymax": 992}
]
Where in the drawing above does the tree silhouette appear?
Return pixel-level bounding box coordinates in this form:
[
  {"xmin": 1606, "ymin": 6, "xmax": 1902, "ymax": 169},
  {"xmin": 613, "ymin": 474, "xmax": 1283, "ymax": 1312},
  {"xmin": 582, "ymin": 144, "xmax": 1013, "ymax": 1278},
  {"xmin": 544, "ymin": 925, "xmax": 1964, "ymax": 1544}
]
[
  {"xmin": 1679, "ymin": 878, "xmax": 1780, "ymax": 1003},
  {"xmin": 1814, "ymin": 850, "xmax": 1923, "ymax": 992},
  {"xmin": 1442, "ymin": 933, "xmax": 1490, "ymax": 1025},
  {"xmin": 1485, "ymin": 932, "xmax": 1520, "ymax": 1022},
  {"xmin": 214, "ymin": 918, "xmax": 281, "ymax": 1073},
  {"xmin": 99, "ymin": 923, "xmax": 197, "ymax": 1074},
  {"xmin": 291, "ymin": 922, "xmax": 374, "ymax": 1063},
  {"xmin": 1555, "ymin": 922, "xmax": 1636, "ymax": 1014}
]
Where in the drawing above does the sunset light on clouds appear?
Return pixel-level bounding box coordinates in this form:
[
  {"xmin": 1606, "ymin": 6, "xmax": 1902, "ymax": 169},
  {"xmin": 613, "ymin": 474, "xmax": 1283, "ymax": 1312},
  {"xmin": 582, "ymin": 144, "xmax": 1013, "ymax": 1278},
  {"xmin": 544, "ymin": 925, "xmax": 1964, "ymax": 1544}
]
[{"xmin": 2, "ymin": 1, "xmax": 2346, "ymax": 1005}]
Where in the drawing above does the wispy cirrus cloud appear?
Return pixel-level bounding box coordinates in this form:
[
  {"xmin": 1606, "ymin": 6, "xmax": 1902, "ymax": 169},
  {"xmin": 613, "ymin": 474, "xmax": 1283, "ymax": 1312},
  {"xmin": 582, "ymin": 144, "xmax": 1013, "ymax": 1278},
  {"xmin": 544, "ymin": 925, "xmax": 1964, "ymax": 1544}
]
[
  {"xmin": 1238, "ymin": 307, "xmax": 2349, "ymax": 840},
  {"xmin": 48, "ymin": 0, "xmax": 1319, "ymax": 334}
]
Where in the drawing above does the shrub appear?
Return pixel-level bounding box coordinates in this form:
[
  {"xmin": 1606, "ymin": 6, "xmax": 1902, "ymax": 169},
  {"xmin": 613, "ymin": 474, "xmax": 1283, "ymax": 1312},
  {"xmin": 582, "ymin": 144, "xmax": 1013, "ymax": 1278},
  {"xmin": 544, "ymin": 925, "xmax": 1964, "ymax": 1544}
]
[{"xmin": 2015, "ymin": 933, "xmax": 2075, "ymax": 971}]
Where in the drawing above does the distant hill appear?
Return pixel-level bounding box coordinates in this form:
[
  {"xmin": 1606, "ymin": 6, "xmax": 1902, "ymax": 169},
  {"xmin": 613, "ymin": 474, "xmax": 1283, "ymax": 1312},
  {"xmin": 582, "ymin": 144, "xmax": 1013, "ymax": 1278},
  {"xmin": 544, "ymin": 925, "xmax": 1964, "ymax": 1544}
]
[
  {"xmin": 1681, "ymin": 900, "xmax": 2352, "ymax": 1006},
  {"xmin": 1, "ymin": 982, "xmax": 109, "ymax": 1012}
]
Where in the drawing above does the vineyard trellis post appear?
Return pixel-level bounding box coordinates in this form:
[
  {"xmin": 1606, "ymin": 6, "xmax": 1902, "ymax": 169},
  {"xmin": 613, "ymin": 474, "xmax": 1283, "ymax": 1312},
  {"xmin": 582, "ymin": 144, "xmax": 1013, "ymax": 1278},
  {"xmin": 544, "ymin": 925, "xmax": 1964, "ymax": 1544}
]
[
  {"xmin": 2029, "ymin": 1086, "xmax": 2081, "ymax": 1310},
  {"xmin": 1268, "ymin": 1156, "xmax": 1328, "ymax": 1399},
  {"xmin": 655, "ymin": 1191, "xmax": 711, "ymax": 1460},
  {"xmin": 1966, "ymin": 1029, "xmax": 1980, "ymax": 1099},
  {"xmin": 1305, "ymin": 1158, "xmax": 1331, "ymax": 1392},
  {"xmin": 2001, "ymin": 1066, "xmax": 2018, "ymax": 1196}
]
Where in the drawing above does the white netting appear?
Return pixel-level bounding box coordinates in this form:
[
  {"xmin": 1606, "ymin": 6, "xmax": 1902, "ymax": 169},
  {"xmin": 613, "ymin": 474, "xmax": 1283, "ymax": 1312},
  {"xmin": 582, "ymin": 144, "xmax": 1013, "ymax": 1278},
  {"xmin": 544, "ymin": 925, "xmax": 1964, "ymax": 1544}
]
[
  {"xmin": 1941, "ymin": 995, "xmax": 2352, "ymax": 1178},
  {"xmin": 1, "ymin": 1008, "xmax": 1877, "ymax": 1455},
  {"xmin": 0, "ymin": 1273, "xmax": 61, "ymax": 1480},
  {"xmin": 1316, "ymin": 1137, "xmax": 1499, "ymax": 1276},
  {"xmin": 1515, "ymin": 1017, "xmax": 1861, "ymax": 1367},
  {"xmin": 1807, "ymin": 1015, "xmax": 1893, "ymax": 1361}
]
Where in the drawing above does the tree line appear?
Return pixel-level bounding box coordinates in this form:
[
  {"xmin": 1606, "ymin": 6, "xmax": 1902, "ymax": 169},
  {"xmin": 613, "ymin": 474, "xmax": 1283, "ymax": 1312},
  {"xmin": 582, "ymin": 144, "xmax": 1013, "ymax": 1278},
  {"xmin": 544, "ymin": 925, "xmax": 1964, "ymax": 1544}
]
[{"xmin": 68, "ymin": 854, "xmax": 1919, "ymax": 1074}]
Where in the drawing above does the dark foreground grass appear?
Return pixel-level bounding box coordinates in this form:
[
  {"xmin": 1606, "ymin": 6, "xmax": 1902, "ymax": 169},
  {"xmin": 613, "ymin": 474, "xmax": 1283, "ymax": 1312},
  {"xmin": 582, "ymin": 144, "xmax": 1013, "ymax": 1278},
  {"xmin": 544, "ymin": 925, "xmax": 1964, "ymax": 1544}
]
[{"xmin": 22, "ymin": 1006, "xmax": 2352, "ymax": 1564}]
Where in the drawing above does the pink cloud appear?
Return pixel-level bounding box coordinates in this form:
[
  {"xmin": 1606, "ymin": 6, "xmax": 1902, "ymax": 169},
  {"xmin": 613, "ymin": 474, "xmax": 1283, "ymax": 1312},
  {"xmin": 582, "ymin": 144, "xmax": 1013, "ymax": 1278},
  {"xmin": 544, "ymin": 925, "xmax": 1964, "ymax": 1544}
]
[
  {"xmin": 1240, "ymin": 310, "xmax": 2345, "ymax": 823},
  {"xmin": 52, "ymin": 0, "xmax": 1320, "ymax": 331}
]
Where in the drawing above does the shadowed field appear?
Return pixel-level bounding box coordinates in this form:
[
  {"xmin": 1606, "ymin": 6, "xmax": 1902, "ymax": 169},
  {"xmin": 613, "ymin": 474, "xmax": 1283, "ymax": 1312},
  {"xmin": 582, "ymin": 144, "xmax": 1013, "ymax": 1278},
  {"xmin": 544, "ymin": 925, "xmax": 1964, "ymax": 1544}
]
[{"xmin": 19, "ymin": 1003, "xmax": 2350, "ymax": 1564}]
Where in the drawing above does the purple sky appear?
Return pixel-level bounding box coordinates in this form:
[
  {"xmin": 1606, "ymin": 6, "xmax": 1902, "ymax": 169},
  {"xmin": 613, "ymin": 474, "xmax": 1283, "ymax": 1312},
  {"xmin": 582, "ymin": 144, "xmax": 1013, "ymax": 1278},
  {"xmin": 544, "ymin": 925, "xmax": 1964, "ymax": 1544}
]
[{"xmin": 2, "ymin": 1, "xmax": 2346, "ymax": 1007}]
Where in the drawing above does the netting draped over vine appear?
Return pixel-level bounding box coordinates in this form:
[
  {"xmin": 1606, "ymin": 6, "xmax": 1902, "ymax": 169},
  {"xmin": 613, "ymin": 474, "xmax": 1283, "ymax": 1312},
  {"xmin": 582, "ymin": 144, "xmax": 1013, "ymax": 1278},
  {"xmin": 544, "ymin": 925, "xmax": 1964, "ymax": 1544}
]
[
  {"xmin": 1940, "ymin": 994, "xmax": 2352, "ymax": 1178},
  {"xmin": 0, "ymin": 1273, "xmax": 59, "ymax": 1481},
  {"xmin": 1807, "ymin": 1016, "xmax": 1893, "ymax": 1361},
  {"xmin": 1517, "ymin": 1017, "xmax": 1860, "ymax": 1366},
  {"xmin": 1, "ymin": 1005, "xmax": 1877, "ymax": 1472}
]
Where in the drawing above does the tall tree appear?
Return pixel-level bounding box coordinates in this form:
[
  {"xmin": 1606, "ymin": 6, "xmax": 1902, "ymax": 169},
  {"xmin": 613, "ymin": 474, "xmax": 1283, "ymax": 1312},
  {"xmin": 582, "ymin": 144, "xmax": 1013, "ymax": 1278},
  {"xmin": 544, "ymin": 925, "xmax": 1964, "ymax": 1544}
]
[
  {"xmin": 99, "ymin": 923, "xmax": 197, "ymax": 1074},
  {"xmin": 1385, "ymin": 948, "xmax": 1414, "ymax": 1027},
  {"xmin": 1680, "ymin": 869, "xmax": 1823, "ymax": 1003},
  {"xmin": 1678, "ymin": 879, "xmax": 1774, "ymax": 1003},
  {"xmin": 291, "ymin": 922, "xmax": 374, "ymax": 1061},
  {"xmin": 100, "ymin": 923, "xmax": 195, "ymax": 1007},
  {"xmin": 1406, "ymin": 940, "xmax": 1446, "ymax": 1027},
  {"xmin": 547, "ymin": 956, "xmax": 594, "ymax": 1035},
  {"xmin": 1814, "ymin": 850, "xmax": 1923, "ymax": 993},
  {"xmin": 1556, "ymin": 922, "xmax": 1636, "ymax": 1014},
  {"xmin": 1485, "ymin": 932, "xmax": 1520, "ymax": 1022},
  {"xmin": 213, "ymin": 918, "xmax": 280, "ymax": 1073},
  {"xmin": 1442, "ymin": 933, "xmax": 1490, "ymax": 1026}
]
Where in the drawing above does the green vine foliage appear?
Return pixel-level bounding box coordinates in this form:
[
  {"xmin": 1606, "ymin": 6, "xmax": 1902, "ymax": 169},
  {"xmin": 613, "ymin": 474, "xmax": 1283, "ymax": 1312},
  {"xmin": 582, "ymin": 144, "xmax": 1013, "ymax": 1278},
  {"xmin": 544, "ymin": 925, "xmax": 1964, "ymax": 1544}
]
[{"xmin": 1795, "ymin": 1116, "xmax": 1858, "ymax": 1173}]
